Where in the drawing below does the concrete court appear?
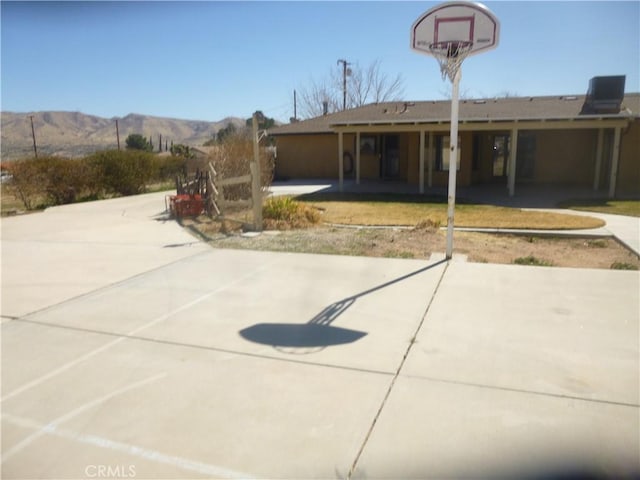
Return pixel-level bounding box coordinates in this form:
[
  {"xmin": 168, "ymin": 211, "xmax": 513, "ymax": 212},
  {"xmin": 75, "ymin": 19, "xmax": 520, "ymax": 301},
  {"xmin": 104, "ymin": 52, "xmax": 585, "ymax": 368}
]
[{"xmin": 1, "ymin": 192, "xmax": 639, "ymax": 479}]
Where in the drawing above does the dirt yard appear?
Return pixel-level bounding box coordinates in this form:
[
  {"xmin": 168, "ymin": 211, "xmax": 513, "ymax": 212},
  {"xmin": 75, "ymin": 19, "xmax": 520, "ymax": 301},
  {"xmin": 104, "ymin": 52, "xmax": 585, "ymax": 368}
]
[{"xmin": 183, "ymin": 219, "xmax": 639, "ymax": 270}]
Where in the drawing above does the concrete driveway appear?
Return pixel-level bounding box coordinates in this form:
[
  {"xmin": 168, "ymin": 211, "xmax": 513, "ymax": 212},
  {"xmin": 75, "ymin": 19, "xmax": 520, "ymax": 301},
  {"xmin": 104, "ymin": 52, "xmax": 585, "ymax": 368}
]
[{"xmin": 1, "ymin": 192, "xmax": 638, "ymax": 479}]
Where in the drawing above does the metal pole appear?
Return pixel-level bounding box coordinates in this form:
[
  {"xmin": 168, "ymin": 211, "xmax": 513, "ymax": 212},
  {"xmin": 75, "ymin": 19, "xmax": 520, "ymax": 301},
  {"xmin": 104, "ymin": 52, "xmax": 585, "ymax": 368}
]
[
  {"xmin": 337, "ymin": 59, "xmax": 349, "ymax": 111},
  {"xmin": 29, "ymin": 115, "xmax": 38, "ymax": 158},
  {"xmin": 342, "ymin": 61, "xmax": 347, "ymax": 110},
  {"xmin": 115, "ymin": 119, "xmax": 121, "ymax": 151},
  {"xmin": 445, "ymin": 69, "xmax": 461, "ymax": 260}
]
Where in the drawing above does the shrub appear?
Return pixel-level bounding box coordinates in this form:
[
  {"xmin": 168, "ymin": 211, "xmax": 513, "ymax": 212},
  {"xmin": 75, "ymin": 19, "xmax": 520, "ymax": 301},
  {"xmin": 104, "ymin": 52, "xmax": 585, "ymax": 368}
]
[
  {"xmin": 4, "ymin": 156, "xmax": 98, "ymax": 209},
  {"xmin": 4, "ymin": 152, "xmax": 184, "ymax": 210},
  {"xmin": 610, "ymin": 261, "xmax": 638, "ymax": 271},
  {"xmin": 587, "ymin": 239, "xmax": 608, "ymax": 248},
  {"xmin": 42, "ymin": 157, "xmax": 98, "ymax": 205},
  {"xmin": 4, "ymin": 157, "xmax": 47, "ymax": 209},
  {"xmin": 263, "ymin": 196, "xmax": 320, "ymax": 230},
  {"xmin": 513, "ymin": 255, "xmax": 554, "ymax": 267},
  {"xmin": 415, "ymin": 219, "xmax": 441, "ymax": 230},
  {"xmin": 88, "ymin": 149, "xmax": 154, "ymax": 196},
  {"xmin": 154, "ymin": 155, "xmax": 186, "ymax": 183},
  {"xmin": 207, "ymin": 131, "xmax": 274, "ymax": 201}
]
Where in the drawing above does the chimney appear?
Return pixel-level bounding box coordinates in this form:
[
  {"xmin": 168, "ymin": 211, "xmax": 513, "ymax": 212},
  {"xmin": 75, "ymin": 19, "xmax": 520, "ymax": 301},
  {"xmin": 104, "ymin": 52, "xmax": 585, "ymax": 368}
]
[{"xmin": 322, "ymin": 101, "xmax": 329, "ymax": 116}]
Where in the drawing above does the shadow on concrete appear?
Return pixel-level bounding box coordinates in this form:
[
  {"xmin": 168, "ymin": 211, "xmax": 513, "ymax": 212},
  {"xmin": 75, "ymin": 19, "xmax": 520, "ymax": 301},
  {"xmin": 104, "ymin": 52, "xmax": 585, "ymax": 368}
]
[{"xmin": 238, "ymin": 259, "xmax": 446, "ymax": 352}]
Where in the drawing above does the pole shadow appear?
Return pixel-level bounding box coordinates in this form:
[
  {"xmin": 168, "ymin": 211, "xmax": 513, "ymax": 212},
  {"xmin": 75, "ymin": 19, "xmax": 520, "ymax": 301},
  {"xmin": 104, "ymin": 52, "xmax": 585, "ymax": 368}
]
[{"xmin": 238, "ymin": 258, "xmax": 447, "ymax": 353}]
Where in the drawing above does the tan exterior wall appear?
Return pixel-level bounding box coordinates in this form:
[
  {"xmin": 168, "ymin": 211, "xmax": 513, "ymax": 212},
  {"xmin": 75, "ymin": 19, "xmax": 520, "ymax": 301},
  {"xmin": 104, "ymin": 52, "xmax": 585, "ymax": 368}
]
[
  {"xmin": 360, "ymin": 150, "xmax": 380, "ymax": 179},
  {"xmin": 274, "ymin": 134, "xmax": 338, "ymax": 179},
  {"xmin": 407, "ymin": 133, "xmax": 420, "ymax": 185},
  {"xmin": 617, "ymin": 119, "xmax": 640, "ymax": 196},
  {"xmin": 532, "ymin": 130, "xmax": 597, "ymax": 185}
]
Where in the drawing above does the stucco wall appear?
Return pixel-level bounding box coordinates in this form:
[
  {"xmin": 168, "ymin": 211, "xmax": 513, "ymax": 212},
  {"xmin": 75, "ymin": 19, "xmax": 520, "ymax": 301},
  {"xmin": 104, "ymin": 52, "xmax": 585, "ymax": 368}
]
[
  {"xmin": 532, "ymin": 130, "xmax": 597, "ymax": 185},
  {"xmin": 617, "ymin": 119, "xmax": 640, "ymax": 196},
  {"xmin": 274, "ymin": 134, "xmax": 338, "ymax": 179}
]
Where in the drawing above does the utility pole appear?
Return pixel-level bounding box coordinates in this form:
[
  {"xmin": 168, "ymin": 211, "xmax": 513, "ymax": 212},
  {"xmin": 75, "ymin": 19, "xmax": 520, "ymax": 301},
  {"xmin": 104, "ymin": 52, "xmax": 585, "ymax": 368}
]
[
  {"xmin": 337, "ymin": 59, "xmax": 351, "ymax": 111},
  {"xmin": 29, "ymin": 115, "xmax": 38, "ymax": 158},
  {"xmin": 115, "ymin": 119, "xmax": 121, "ymax": 150},
  {"xmin": 293, "ymin": 90, "xmax": 297, "ymax": 121}
]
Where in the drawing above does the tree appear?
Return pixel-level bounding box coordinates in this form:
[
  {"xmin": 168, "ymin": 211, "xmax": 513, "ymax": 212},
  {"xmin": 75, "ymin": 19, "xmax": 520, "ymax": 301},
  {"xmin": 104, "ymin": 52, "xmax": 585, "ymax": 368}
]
[
  {"xmin": 245, "ymin": 111, "xmax": 276, "ymax": 130},
  {"xmin": 125, "ymin": 133, "xmax": 152, "ymax": 151},
  {"xmin": 298, "ymin": 59, "xmax": 405, "ymax": 118},
  {"xmin": 170, "ymin": 144, "xmax": 194, "ymax": 159},
  {"xmin": 216, "ymin": 123, "xmax": 238, "ymax": 143}
]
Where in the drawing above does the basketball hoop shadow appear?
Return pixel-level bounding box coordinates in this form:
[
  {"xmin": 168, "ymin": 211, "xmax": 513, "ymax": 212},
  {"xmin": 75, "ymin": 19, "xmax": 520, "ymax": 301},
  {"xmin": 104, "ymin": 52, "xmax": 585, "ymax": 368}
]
[{"xmin": 238, "ymin": 259, "xmax": 446, "ymax": 354}]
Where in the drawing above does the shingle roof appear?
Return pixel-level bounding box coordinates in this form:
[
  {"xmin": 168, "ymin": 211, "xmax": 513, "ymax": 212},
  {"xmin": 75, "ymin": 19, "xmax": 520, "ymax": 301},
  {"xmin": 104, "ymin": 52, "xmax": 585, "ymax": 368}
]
[{"xmin": 269, "ymin": 93, "xmax": 640, "ymax": 135}]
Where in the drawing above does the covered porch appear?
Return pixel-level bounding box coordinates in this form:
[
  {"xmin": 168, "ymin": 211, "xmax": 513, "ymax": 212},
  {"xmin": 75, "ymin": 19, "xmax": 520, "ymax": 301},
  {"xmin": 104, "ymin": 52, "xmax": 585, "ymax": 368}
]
[{"xmin": 332, "ymin": 117, "xmax": 632, "ymax": 199}]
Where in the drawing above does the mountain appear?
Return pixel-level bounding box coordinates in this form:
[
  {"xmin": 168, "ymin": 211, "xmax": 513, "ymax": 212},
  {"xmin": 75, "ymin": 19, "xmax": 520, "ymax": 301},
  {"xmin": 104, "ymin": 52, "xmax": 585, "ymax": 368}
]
[{"xmin": 0, "ymin": 111, "xmax": 246, "ymax": 160}]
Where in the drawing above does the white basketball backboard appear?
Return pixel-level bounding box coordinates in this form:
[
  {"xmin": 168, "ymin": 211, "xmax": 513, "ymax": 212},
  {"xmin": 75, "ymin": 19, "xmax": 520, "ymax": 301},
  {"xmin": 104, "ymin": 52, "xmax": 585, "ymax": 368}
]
[{"xmin": 411, "ymin": 1, "xmax": 500, "ymax": 58}]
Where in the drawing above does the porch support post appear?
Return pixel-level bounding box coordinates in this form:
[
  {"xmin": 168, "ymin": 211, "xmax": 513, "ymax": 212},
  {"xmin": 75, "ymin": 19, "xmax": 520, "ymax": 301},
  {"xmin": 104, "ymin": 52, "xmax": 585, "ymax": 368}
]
[
  {"xmin": 428, "ymin": 131, "xmax": 434, "ymax": 188},
  {"xmin": 338, "ymin": 131, "xmax": 344, "ymax": 192},
  {"xmin": 508, "ymin": 128, "xmax": 518, "ymax": 197},
  {"xmin": 608, "ymin": 126, "xmax": 621, "ymax": 198},
  {"xmin": 593, "ymin": 128, "xmax": 604, "ymax": 191},
  {"xmin": 419, "ymin": 130, "xmax": 425, "ymax": 194},
  {"xmin": 355, "ymin": 131, "xmax": 361, "ymax": 185}
]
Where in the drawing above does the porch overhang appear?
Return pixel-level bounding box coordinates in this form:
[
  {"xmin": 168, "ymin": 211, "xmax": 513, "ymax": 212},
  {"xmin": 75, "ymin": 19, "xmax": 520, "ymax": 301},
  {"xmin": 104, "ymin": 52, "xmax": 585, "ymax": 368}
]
[{"xmin": 329, "ymin": 115, "xmax": 633, "ymax": 133}]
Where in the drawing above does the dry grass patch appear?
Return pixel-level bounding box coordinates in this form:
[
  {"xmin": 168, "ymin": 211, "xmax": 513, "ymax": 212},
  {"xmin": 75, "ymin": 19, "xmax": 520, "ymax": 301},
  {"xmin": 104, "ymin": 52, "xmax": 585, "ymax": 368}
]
[{"xmin": 299, "ymin": 193, "xmax": 603, "ymax": 230}]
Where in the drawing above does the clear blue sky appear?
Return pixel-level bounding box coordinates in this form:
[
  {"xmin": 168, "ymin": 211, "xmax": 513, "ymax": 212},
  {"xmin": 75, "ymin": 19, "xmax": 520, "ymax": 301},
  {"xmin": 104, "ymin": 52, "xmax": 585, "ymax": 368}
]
[{"xmin": 2, "ymin": 1, "xmax": 638, "ymax": 122}]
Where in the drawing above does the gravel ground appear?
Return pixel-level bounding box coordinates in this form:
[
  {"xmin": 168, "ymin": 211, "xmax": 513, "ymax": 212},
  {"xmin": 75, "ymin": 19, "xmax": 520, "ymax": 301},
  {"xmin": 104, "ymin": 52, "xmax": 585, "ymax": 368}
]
[{"xmin": 183, "ymin": 219, "xmax": 639, "ymax": 270}]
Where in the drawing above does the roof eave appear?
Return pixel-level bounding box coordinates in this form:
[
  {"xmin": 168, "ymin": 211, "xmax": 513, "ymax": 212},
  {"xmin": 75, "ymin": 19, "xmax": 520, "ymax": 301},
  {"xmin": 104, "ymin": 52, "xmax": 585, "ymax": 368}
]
[{"xmin": 330, "ymin": 114, "xmax": 637, "ymax": 128}]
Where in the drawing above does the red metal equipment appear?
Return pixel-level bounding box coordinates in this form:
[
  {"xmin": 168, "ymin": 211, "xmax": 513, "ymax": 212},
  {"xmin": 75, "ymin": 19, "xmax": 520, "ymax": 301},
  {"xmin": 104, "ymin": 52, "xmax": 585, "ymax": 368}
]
[{"xmin": 167, "ymin": 194, "xmax": 204, "ymax": 218}]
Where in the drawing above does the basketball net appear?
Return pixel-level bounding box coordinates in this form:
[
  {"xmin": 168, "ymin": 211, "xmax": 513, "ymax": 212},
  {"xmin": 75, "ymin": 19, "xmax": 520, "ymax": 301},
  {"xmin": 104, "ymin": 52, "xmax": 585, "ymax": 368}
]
[{"xmin": 429, "ymin": 41, "xmax": 473, "ymax": 82}]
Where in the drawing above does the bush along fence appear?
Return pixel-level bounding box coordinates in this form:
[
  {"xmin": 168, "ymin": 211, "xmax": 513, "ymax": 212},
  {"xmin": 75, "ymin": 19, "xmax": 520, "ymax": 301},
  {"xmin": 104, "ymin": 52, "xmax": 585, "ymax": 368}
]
[
  {"xmin": 3, "ymin": 150, "xmax": 186, "ymax": 210},
  {"xmin": 171, "ymin": 143, "xmax": 274, "ymax": 231},
  {"xmin": 169, "ymin": 116, "xmax": 275, "ymax": 230}
]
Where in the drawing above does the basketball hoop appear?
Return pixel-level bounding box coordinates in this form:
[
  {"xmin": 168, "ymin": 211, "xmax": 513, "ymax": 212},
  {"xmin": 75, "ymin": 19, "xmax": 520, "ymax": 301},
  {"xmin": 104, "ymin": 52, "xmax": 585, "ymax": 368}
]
[
  {"xmin": 429, "ymin": 40, "xmax": 473, "ymax": 82},
  {"xmin": 411, "ymin": 1, "xmax": 500, "ymax": 260}
]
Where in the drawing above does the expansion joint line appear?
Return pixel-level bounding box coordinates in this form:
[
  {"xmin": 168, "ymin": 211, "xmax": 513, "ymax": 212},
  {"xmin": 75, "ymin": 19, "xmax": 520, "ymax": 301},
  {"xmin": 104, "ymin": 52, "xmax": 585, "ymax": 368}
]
[{"xmin": 346, "ymin": 261, "xmax": 450, "ymax": 480}]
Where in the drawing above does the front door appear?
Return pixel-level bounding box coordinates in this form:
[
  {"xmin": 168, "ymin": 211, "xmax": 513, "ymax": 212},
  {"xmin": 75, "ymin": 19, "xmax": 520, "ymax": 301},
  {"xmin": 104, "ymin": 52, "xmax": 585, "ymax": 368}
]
[{"xmin": 382, "ymin": 135, "xmax": 400, "ymax": 179}]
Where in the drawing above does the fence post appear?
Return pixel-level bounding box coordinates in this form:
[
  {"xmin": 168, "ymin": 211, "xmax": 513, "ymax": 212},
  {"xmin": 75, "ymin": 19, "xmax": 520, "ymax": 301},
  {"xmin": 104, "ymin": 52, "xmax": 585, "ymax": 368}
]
[{"xmin": 251, "ymin": 113, "xmax": 263, "ymax": 231}]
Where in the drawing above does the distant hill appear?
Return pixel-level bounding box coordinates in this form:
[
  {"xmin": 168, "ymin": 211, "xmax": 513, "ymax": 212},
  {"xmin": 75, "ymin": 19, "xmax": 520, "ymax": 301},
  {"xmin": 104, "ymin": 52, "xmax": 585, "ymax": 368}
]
[{"xmin": 0, "ymin": 111, "xmax": 246, "ymax": 160}]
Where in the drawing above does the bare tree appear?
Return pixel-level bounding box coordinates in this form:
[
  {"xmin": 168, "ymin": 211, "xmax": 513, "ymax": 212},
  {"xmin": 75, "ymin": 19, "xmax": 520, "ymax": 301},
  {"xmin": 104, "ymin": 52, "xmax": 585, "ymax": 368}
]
[
  {"xmin": 298, "ymin": 59, "xmax": 404, "ymax": 119},
  {"xmin": 298, "ymin": 78, "xmax": 340, "ymax": 119}
]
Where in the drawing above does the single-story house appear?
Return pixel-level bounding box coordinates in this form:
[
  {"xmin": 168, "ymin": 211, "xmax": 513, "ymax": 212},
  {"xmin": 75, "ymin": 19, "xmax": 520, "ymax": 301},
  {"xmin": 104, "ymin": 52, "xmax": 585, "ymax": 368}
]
[{"xmin": 268, "ymin": 76, "xmax": 639, "ymax": 198}]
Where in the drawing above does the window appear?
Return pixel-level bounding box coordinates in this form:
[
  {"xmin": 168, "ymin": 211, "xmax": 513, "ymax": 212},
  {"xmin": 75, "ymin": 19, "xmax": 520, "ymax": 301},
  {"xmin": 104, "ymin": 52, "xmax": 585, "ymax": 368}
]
[{"xmin": 435, "ymin": 135, "xmax": 461, "ymax": 171}]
